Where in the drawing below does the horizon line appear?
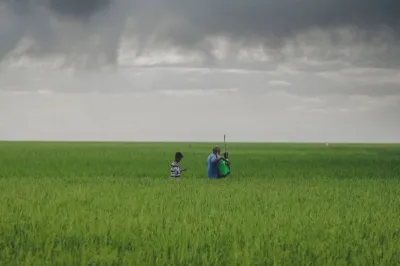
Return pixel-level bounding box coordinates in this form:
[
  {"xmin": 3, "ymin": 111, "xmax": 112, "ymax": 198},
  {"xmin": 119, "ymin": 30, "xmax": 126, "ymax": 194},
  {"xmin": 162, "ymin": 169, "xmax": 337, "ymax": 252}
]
[{"xmin": 0, "ymin": 140, "xmax": 399, "ymax": 145}]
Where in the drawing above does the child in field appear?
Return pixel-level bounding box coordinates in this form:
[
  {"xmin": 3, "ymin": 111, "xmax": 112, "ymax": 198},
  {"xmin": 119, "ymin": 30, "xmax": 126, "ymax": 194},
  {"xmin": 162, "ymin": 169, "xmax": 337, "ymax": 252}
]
[{"xmin": 170, "ymin": 152, "xmax": 187, "ymax": 178}]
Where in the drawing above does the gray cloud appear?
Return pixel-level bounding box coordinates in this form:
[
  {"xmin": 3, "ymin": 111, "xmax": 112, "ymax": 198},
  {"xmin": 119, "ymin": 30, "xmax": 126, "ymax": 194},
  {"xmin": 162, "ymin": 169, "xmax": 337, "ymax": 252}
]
[
  {"xmin": 2, "ymin": 0, "xmax": 111, "ymax": 17},
  {"xmin": 1, "ymin": 0, "xmax": 400, "ymax": 69},
  {"xmin": 48, "ymin": 0, "xmax": 111, "ymax": 18},
  {"xmin": 1, "ymin": 66, "xmax": 399, "ymax": 99}
]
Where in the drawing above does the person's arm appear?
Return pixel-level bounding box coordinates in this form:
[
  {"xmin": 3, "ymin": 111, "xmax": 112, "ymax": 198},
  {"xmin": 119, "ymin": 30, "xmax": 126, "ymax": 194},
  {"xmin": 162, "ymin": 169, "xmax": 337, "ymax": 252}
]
[
  {"xmin": 178, "ymin": 165, "xmax": 187, "ymax": 173},
  {"xmin": 211, "ymin": 154, "xmax": 219, "ymax": 163}
]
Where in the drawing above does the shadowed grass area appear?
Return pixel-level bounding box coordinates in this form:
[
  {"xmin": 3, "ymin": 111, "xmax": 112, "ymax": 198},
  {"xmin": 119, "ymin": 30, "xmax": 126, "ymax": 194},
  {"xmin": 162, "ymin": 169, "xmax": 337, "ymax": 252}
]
[{"xmin": 0, "ymin": 142, "xmax": 399, "ymax": 265}]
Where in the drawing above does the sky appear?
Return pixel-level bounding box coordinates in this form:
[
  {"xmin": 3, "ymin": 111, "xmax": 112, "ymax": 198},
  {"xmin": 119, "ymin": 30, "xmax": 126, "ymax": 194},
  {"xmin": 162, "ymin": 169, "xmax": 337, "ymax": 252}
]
[{"xmin": 0, "ymin": 0, "xmax": 400, "ymax": 142}]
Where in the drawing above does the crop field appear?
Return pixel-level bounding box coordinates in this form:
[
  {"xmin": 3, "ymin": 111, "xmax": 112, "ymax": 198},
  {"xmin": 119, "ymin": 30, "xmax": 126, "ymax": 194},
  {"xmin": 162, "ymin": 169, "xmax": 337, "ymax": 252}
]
[{"xmin": 0, "ymin": 141, "xmax": 400, "ymax": 265}]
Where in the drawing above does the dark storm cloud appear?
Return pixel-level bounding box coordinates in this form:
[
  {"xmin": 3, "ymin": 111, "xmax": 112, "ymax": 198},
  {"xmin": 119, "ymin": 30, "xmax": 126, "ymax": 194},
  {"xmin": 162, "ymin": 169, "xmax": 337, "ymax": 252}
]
[
  {"xmin": 162, "ymin": 0, "xmax": 400, "ymax": 42},
  {"xmin": 2, "ymin": 0, "xmax": 111, "ymax": 17},
  {"xmin": 1, "ymin": 0, "xmax": 400, "ymax": 68},
  {"xmin": 48, "ymin": 0, "xmax": 110, "ymax": 18}
]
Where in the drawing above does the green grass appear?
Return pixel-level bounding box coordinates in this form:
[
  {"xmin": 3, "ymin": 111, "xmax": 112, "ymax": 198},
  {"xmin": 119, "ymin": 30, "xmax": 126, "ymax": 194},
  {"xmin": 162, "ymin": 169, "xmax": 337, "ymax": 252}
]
[{"xmin": 0, "ymin": 141, "xmax": 400, "ymax": 265}]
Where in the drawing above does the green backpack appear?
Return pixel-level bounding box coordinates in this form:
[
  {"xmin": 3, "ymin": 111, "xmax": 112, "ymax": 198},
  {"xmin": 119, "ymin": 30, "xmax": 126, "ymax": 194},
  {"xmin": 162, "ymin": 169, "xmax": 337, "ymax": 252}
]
[{"xmin": 217, "ymin": 158, "xmax": 231, "ymax": 178}]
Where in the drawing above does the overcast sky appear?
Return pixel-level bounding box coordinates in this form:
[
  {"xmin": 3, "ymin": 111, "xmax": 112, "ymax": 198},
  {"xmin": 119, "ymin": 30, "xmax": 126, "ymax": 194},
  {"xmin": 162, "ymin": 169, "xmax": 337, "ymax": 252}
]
[{"xmin": 1, "ymin": 0, "xmax": 399, "ymax": 142}]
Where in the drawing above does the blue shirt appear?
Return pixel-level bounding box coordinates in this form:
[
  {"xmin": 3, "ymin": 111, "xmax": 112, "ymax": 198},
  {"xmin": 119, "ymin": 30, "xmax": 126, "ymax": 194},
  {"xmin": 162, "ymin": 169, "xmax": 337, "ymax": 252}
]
[{"xmin": 206, "ymin": 153, "xmax": 218, "ymax": 178}]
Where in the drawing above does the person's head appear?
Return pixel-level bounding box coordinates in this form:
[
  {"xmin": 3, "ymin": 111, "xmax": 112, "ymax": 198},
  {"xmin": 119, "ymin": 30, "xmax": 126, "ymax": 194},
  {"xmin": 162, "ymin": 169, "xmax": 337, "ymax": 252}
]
[
  {"xmin": 212, "ymin": 146, "xmax": 221, "ymax": 155},
  {"xmin": 223, "ymin": 152, "xmax": 228, "ymax": 159},
  {"xmin": 175, "ymin": 152, "xmax": 183, "ymax": 162}
]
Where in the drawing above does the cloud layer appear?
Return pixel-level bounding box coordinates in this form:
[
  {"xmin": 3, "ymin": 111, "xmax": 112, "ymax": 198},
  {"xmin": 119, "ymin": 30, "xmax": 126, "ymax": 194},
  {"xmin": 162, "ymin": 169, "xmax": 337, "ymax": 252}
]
[{"xmin": 1, "ymin": 0, "xmax": 400, "ymax": 69}]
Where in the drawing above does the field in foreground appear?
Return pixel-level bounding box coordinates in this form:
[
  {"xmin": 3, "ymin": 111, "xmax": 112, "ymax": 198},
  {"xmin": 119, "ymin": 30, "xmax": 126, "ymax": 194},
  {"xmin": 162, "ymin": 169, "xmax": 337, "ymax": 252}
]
[{"xmin": 0, "ymin": 141, "xmax": 400, "ymax": 265}]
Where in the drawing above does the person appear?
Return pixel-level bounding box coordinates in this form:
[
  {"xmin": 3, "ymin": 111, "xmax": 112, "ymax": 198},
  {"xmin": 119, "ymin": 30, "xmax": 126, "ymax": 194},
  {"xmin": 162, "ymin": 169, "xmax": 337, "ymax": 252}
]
[
  {"xmin": 170, "ymin": 152, "xmax": 186, "ymax": 178},
  {"xmin": 217, "ymin": 152, "xmax": 231, "ymax": 178},
  {"xmin": 206, "ymin": 146, "xmax": 222, "ymax": 178}
]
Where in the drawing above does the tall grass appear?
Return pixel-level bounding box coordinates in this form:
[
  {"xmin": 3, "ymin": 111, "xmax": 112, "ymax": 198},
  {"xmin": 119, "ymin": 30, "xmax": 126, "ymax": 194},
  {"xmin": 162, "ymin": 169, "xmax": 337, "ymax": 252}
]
[{"xmin": 0, "ymin": 142, "xmax": 399, "ymax": 265}]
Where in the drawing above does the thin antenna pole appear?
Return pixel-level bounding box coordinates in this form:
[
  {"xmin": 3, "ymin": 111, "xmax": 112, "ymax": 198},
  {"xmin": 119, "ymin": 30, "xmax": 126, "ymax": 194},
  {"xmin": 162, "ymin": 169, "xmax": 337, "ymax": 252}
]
[{"xmin": 224, "ymin": 134, "xmax": 227, "ymax": 153}]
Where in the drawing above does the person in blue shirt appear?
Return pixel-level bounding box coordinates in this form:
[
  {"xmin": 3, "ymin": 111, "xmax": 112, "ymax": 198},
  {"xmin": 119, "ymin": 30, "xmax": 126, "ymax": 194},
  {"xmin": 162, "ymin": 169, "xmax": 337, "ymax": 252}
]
[{"xmin": 206, "ymin": 146, "xmax": 222, "ymax": 178}]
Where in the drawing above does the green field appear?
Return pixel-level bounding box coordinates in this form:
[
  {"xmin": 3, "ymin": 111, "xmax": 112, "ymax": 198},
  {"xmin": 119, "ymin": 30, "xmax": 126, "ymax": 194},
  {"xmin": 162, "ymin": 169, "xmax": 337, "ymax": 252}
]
[{"xmin": 0, "ymin": 142, "xmax": 400, "ymax": 265}]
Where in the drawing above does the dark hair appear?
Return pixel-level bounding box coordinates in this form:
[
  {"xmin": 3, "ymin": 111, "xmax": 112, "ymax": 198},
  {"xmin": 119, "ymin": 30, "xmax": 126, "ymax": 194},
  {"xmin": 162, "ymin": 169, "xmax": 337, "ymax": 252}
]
[{"xmin": 175, "ymin": 152, "xmax": 183, "ymax": 159}]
